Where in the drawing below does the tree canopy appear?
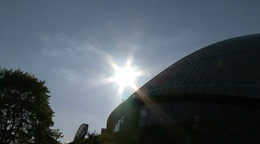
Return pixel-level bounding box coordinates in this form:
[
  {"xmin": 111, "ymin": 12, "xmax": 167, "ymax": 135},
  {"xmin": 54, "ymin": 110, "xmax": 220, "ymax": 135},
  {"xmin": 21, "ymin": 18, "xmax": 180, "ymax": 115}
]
[{"xmin": 0, "ymin": 68, "xmax": 62, "ymax": 144}]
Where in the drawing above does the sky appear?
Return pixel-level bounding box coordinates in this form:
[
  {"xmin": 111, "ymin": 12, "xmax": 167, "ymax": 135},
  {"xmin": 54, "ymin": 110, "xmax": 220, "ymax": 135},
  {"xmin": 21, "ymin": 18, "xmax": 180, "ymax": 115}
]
[{"xmin": 1, "ymin": 0, "xmax": 260, "ymax": 142}]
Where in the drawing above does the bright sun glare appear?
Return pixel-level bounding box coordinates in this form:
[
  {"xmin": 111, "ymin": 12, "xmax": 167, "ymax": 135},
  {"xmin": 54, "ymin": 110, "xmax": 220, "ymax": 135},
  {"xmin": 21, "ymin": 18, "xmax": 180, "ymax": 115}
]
[
  {"xmin": 107, "ymin": 57, "xmax": 143, "ymax": 95},
  {"xmin": 114, "ymin": 67, "xmax": 136, "ymax": 87}
]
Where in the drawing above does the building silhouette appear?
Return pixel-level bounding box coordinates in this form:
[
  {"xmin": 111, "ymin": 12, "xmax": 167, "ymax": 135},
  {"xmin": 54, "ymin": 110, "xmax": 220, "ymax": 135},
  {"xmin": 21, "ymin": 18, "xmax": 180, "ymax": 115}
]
[{"xmin": 106, "ymin": 34, "xmax": 260, "ymax": 144}]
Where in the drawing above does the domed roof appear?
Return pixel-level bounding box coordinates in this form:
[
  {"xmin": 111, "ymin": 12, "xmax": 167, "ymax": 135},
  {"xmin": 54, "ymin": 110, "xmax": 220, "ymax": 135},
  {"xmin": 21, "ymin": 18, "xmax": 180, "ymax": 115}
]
[{"xmin": 134, "ymin": 34, "xmax": 260, "ymax": 99}]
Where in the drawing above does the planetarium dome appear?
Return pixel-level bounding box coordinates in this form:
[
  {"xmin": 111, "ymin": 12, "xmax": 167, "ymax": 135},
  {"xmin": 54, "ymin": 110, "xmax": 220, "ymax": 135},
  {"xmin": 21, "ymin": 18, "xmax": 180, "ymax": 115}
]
[
  {"xmin": 106, "ymin": 34, "xmax": 260, "ymax": 144},
  {"xmin": 134, "ymin": 33, "xmax": 260, "ymax": 99}
]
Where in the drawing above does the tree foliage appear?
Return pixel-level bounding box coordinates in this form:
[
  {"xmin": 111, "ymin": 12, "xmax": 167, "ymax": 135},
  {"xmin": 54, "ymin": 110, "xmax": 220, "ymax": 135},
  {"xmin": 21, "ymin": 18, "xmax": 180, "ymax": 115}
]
[{"xmin": 0, "ymin": 68, "xmax": 62, "ymax": 144}]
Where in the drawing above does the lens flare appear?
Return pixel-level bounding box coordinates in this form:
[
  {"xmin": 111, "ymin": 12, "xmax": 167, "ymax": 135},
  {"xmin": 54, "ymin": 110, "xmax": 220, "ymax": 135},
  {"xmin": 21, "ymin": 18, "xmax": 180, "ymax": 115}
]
[
  {"xmin": 106, "ymin": 58, "xmax": 143, "ymax": 95},
  {"xmin": 114, "ymin": 67, "xmax": 136, "ymax": 87}
]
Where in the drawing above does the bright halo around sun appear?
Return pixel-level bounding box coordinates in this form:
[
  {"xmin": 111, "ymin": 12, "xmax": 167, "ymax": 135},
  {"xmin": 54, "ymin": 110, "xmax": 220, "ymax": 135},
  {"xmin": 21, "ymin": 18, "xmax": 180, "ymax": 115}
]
[
  {"xmin": 107, "ymin": 58, "xmax": 143, "ymax": 95},
  {"xmin": 114, "ymin": 67, "xmax": 136, "ymax": 87}
]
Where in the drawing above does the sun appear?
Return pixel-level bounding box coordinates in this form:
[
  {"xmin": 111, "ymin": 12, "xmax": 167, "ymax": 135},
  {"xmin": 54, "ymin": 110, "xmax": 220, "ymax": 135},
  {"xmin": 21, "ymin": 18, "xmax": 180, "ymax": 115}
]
[
  {"xmin": 107, "ymin": 58, "xmax": 143, "ymax": 95},
  {"xmin": 114, "ymin": 66, "xmax": 137, "ymax": 88}
]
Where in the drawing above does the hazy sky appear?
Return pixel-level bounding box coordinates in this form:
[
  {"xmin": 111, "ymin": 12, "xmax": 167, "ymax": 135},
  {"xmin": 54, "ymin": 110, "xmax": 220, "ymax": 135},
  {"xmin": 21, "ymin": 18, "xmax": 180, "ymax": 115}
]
[{"xmin": 1, "ymin": 0, "xmax": 260, "ymax": 142}]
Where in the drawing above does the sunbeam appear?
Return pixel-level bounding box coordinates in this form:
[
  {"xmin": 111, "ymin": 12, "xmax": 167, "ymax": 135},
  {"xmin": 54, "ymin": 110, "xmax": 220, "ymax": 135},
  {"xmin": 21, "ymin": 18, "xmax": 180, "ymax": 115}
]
[{"xmin": 106, "ymin": 57, "xmax": 143, "ymax": 95}]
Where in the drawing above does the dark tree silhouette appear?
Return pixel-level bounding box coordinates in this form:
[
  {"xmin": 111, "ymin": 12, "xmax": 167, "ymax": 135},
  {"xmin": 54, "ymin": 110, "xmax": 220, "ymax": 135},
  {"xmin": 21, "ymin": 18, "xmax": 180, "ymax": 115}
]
[{"xmin": 0, "ymin": 68, "xmax": 62, "ymax": 144}]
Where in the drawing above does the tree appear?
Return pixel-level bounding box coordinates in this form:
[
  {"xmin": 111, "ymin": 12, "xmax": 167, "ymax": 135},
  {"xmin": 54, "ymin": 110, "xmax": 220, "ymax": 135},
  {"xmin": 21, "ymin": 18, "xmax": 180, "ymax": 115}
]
[{"xmin": 0, "ymin": 68, "xmax": 63, "ymax": 144}]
